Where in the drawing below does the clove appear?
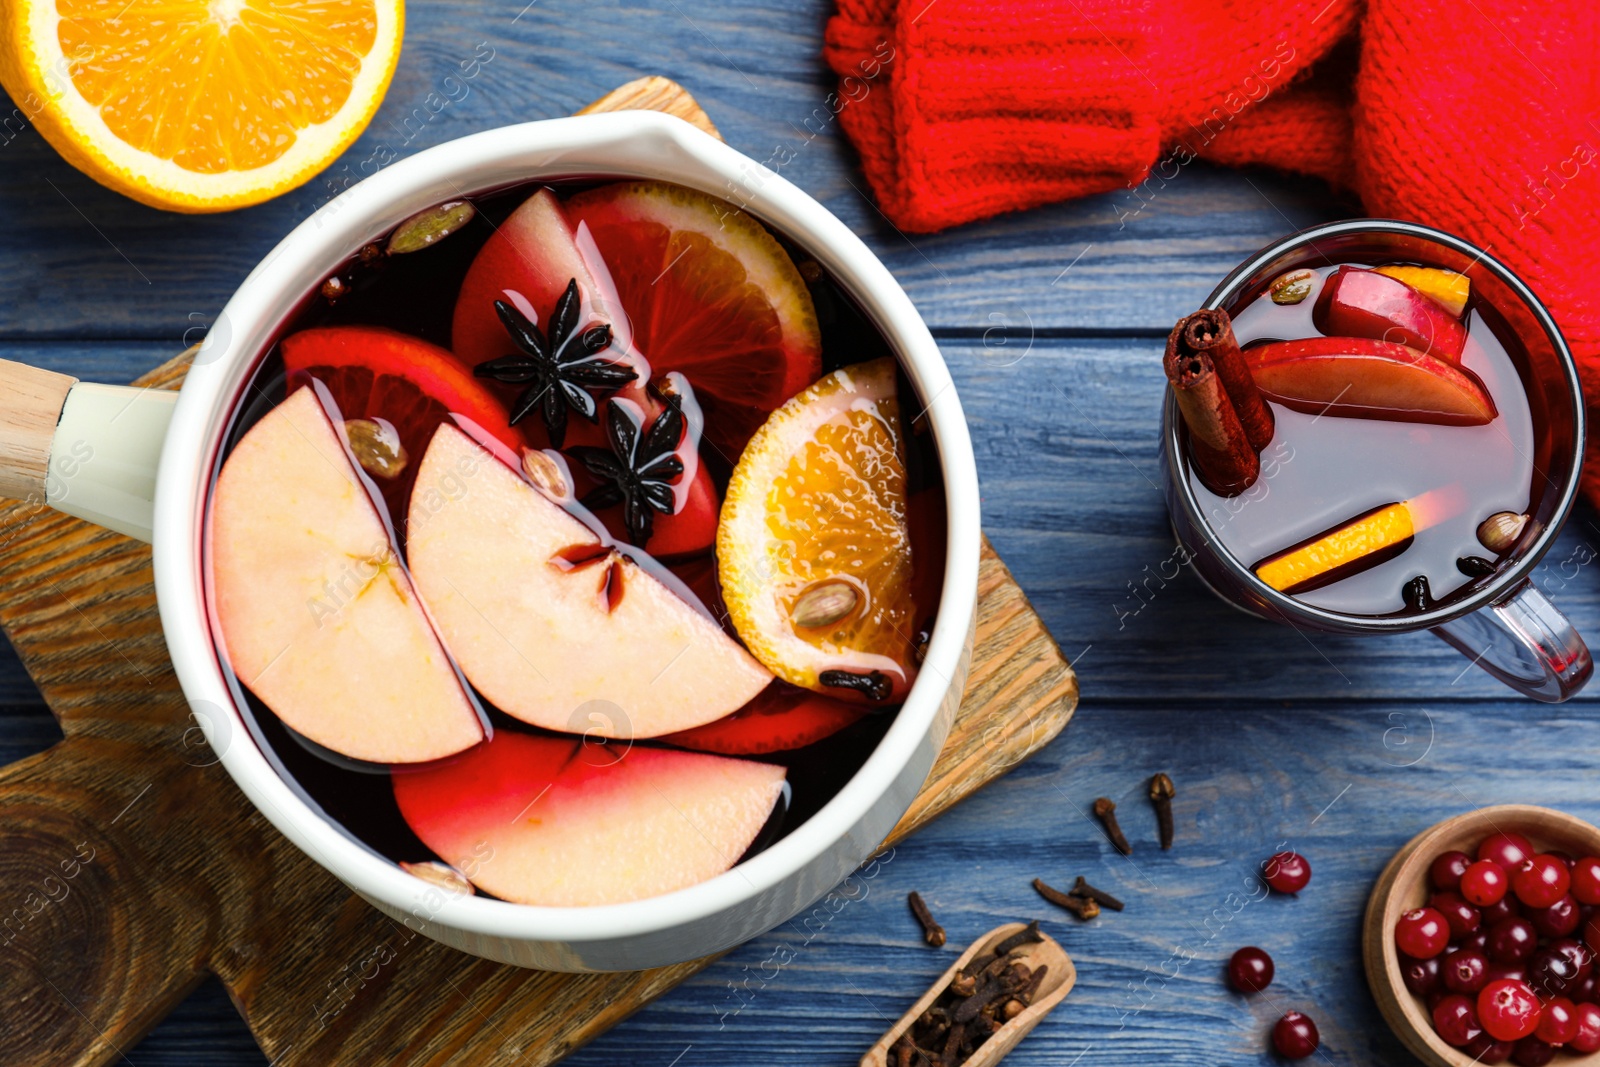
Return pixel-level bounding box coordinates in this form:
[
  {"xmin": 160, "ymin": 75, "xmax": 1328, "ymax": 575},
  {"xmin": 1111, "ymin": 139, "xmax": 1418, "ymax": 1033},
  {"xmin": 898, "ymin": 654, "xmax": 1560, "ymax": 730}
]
[
  {"xmin": 989, "ymin": 920, "xmax": 1044, "ymax": 958},
  {"xmin": 1032, "ymin": 878, "xmax": 1100, "ymax": 920},
  {"xmin": 1071, "ymin": 876, "xmax": 1126, "ymax": 912},
  {"xmin": 897, "ymin": 925, "xmax": 1047, "ymax": 1066},
  {"xmin": 1149, "ymin": 773, "xmax": 1176, "ymax": 850},
  {"xmin": 1402, "ymin": 574, "xmax": 1434, "ymax": 612},
  {"xmin": 908, "ymin": 891, "xmax": 947, "ymax": 948},
  {"xmin": 1093, "ymin": 796, "xmax": 1132, "ymax": 855}
]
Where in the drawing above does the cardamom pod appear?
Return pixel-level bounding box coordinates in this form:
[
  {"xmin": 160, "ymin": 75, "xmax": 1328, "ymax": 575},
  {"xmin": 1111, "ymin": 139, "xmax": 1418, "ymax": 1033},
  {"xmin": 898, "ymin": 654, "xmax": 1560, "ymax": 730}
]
[{"xmin": 387, "ymin": 200, "xmax": 477, "ymax": 255}]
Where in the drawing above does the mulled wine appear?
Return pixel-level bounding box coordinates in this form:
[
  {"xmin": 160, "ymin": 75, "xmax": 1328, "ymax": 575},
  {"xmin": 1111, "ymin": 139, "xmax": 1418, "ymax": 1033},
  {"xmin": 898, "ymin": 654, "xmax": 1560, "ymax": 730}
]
[
  {"xmin": 203, "ymin": 179, "xmax": 945, "ymax": 906},
  {"xmin": 1171, "ymin": 259, "xmax": 1541, "ymax": 617}
]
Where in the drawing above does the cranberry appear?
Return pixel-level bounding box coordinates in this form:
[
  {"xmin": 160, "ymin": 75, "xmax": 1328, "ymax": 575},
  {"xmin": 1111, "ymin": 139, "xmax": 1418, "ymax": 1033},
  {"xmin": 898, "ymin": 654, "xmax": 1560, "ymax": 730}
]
[
  {"xmin": 1458, "ymin": 929, "xmax": 1491, "ymax": 956},
  {"xmin": 1483, "ymin": 895, "xmax": 1523, "ymax": 926},
  {"xmin": 1263, "ymin": 852, "xmax": 1312, "ymax": 894},
  {"xmin": 1228, "ymin": 946, "xmax": 1274, "ymax": 993},
  {"xmin": 1548, "ymin": 850, "xmax": 1577, "ymax": 869},
  {"xmin": 1443, "ymin": 948, "xmax": 1491, "ymax": 994},
  {"xmin": 1571, "ymin": 972, "xmax": 1600, "ymax": 1007},
  {"xmin": 1396, "ymin": 906, "xmax": 1452, "ymax": 959},
  {"xmin": 1433, "ymin": 850, "xmax": 1475, "ymax": 892},
  {"xmin": 1534, "ymin": 997, "xmax": 1579, "ymax": 1045},
  {"xmin": 1271, "ymin": 1011, "xmax": 1319, "ymax": 1059},
  {"xmin": 1513, "ymin": 855, "xmax": 1572, "ymax": 909},
  {"xmin": 1529, "ymin": 894, "xmax": 1581, "ymax": 939},
  {"xmin": 1570, "ymin": 1002, "xmax": 1600, "ymax": 1054},
  {"xmin": 1511, "ymin": 1036, "xmax": 1557, "ymax": 1067},
  {"xmin": 1550, "ymin": 937, "xmax": 1595, "ymax": 979},
  {"xmin": 1464, "ymin": 861, "xmax": 1511, "ymax": 907},
  {"xmin": 1479, "ymin": 979, "xmax": 1543, "ymax": 1042},
  {"xmin": 1587, "ymin": 912, "xmax": 1600, "ymax": 955},
  {"xmin": 1480, "ymin": 833, "xmax": 1536, "ymax": 872},
  {"xmin": 1463, "ymin": 1032, "xmax": 1515, "ymax": 1064},
  {"xmin": 1529, "ymin": 948, "xmax": 1579, "ymax": 999},
  {"xmin": 1434, "ymin": 993, "xmax": 1483, "ymax": 1047},
  {"xmin": 1402, "ymin": 953, "xmax": 1442, "ymax": 997},
  {"xmin": 1572, "ymin": 857, "xmax": 1600, "ymax": 906},
  {"xmin": 1430, "ymin": 891, "xmax": 1483, "ymax": 938},
  {"xmin": 1488, "ymin": 918, "xmax": 1539, "ymax": 964}
]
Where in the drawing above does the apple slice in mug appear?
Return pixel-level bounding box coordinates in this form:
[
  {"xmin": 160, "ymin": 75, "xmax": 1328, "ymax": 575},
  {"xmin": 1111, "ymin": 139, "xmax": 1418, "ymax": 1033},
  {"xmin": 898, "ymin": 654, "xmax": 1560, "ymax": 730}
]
[
  {"xmin": 405, "ymin": 423, "xmax": 772, "ymax": 737},
  {"xmin": 393, "ymin": 730, "xmax": 786, "ymax": 905},
  {"xmin": 210, "ymin": 387, "xmax": 485, "ymax": 764},
  {"xmin": 1312, "ymin": 266, "xmax": 1467, "ymax": 361},
  {"xmin": 1246, "ymin": 337, "xmax": 1497, "ymax": 426}
]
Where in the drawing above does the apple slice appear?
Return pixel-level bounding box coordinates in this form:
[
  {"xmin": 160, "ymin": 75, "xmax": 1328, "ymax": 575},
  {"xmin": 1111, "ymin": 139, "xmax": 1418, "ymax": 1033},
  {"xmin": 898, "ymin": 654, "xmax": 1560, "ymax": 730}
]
[
  {"xmin": 1312, "ymin": 266, "xmax": 1467, "ymax": 361},
  {"xmin": 406, "ymin": 423, "xmax": 772, "ymax": 737},
  {"xmin": 209, "ymin": 387, "xmax": 484, "ymax": 764},
  {"xmin": 1373, "ymin": 265, "xmax": 1471, "ymax": 317},
  {"xmin": 392, "ymin": 730, "xmax": 786, "ymax": 905},
  {"xmin": 660, "ymin": 681, "xmax": 867, "ymax": 755},
  {"xmin": 452, "ymin": 188, "xmax": 621, "ymax": 368},
  {"xmin": 1246, "ymin": 337, "xmax": 1497, "ymax": 425}
]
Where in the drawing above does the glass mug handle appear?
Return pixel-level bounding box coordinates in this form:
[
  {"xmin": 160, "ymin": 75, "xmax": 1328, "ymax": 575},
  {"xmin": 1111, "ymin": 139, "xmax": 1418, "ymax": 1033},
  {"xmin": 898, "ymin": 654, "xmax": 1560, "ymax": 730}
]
[{"xmin": 1431, "ymin": 579, "xmax": 1593, "ymax": 702}]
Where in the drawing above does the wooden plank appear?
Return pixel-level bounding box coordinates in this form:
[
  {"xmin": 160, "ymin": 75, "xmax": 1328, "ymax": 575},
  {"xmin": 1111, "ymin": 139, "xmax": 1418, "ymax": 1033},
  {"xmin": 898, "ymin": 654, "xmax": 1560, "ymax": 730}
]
[
  {"xmin": 0, "ymin": 0, "xmax": 1350, "ymax": 341},
  {"xmin": 0, "ymin": 81, "xmax": 1078, "ymax": 1067}
]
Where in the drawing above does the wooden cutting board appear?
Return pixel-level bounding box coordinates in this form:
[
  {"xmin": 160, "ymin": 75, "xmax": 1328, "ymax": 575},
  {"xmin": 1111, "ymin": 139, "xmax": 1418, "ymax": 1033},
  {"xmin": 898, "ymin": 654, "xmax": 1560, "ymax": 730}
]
[{"xmin": 0, "ymin": 78, "xmax": 1077, "ymax": 1067}]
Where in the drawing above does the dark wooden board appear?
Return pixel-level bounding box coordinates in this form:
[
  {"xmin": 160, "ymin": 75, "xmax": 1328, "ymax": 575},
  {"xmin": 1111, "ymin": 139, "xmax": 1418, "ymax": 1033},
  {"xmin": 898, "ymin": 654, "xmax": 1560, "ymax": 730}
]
[{"xmin": 0, "ymin": 80, "xmax": 1078, "ymax": 1066}]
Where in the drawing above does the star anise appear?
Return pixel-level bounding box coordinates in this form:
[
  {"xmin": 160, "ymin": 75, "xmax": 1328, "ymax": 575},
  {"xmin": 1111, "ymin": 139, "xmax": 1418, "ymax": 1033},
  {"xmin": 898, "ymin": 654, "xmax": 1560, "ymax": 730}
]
[
  {"xmin": 567, "ymin": 398, "xmax": 685, "ymax": 545},
  {"xmin": 473, "ymin": 279, "xmax": 637, "ymax": 448}
]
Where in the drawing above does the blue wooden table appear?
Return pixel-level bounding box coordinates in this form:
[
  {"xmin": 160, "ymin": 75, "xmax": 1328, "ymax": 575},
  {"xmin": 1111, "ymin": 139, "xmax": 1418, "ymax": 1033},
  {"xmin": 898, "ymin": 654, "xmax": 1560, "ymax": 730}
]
[{"xmin": 4, "ymin": 2, "xmax": 1597, "ymax": 1064}]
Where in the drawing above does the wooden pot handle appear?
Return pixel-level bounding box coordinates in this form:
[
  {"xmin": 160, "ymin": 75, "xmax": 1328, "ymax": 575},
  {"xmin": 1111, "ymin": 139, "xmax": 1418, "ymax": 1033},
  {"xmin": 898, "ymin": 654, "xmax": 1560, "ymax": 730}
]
[{"xmin": 0, "ymin": 360, "xmax": 77, "ymax": 503}]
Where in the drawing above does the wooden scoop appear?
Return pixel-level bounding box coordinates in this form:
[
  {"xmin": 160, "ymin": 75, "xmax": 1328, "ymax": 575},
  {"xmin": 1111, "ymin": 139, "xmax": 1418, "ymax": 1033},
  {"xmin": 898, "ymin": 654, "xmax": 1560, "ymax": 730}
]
[{"xmin": 860, "ymin": 922, "xmax": 1075, "ymax": 1067}]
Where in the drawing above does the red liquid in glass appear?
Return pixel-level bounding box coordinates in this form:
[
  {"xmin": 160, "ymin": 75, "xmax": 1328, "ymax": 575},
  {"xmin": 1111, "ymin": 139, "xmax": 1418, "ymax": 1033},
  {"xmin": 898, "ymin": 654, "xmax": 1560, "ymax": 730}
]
[{"xmin": 1186, "ymin": 262, "xmax": 1539, "ymax": 616}]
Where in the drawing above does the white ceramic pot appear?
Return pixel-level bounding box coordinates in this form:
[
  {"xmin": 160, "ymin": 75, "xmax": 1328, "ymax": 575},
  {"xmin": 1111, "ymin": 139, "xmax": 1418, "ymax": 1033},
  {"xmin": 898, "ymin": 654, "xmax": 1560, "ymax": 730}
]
[{"xmin": 0, "ymin": 112, "xmax": 980, "ymax": 971}]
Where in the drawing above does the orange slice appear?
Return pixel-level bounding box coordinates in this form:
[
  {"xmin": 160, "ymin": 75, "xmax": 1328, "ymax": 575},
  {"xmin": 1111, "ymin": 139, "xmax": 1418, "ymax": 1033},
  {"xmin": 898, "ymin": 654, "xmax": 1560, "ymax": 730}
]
[
  {"xmin": 717, "ymin": 357, "xmax": 918, "ymax": 704},
  {"xmin": 1253, "ymin": 488, "xmax": 1464, "ymax": 594},
  {"xmin": 564, "ymin": 181, "xmax": 823, "ymax": 456},
  {"xmin": 1255, "ymin": 503, "xmax": 1415, "ymax": 593},
  {"xmin": 0, "ymin": 0, "xmax": 402, "ymax": 212}
]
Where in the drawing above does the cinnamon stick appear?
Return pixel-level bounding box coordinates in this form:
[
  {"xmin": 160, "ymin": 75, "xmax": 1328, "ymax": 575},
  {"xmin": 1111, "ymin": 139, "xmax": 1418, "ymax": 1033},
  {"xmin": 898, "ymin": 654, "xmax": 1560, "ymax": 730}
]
[
  {"xmin": 1165, "ymin": 326, "xmax": 1260, "ymax": 497},
  {"xmin": 1174, "ymin": 308, "xmax": 1274, "ymax": 450}
]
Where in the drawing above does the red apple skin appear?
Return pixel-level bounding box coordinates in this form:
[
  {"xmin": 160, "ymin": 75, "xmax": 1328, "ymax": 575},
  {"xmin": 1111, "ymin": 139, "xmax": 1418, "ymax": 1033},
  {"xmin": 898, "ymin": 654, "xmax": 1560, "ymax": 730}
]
[
  {"xmin": 452, "ymin": 188, "xmax": 608, "ymax": 369},
  {"xmin": 392, "ymin": 730, "xmax": 786, "ymax": 905},
  {"xmin": 660, "ymin": 682, "xmax": 866, "ymax": 755},
  {"xmin": 1312, "ymin": 266, "xmax": 1468, "ymax": 362},
  {"xmin": 1246, "ymin": 336, "xmax": 1497, "ymax": 425}
]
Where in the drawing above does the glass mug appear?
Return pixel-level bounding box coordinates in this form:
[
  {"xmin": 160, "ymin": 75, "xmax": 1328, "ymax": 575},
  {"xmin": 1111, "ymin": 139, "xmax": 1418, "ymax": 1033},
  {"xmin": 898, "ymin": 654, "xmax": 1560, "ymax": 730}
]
[{"xmin": 1160, "ymin": 219, "xmax": 1591, "ymax": 702}]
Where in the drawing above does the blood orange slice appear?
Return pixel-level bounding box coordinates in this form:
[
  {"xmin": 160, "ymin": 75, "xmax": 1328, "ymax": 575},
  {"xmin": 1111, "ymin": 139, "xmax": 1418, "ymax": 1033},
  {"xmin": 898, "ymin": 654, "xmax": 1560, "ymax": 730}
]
[
  {"xmin": 564, "ymin": 181, "xmax": 823, "ymax": 456},
  {"xmin": 279, "ymin": 327, "xmax": 523, "ymax": 520}
]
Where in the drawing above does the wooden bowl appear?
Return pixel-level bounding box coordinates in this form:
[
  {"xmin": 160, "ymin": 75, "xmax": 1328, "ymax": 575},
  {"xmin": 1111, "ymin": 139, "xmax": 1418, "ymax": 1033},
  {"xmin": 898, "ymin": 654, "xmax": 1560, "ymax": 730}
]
[
  {"xmin": 1364, "ymin": 804, "xmax": 1600, "ymax": 1065},
  {"xmin": 861, "ymin": 923, "xmax": 1075, "ymax": 1067}
]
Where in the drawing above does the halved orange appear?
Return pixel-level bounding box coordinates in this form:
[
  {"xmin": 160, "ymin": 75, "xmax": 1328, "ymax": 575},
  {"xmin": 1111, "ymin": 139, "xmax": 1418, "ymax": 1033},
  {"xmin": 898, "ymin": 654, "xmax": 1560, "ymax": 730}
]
[
  {"xmin": 564, "ymin": 181, "xmax": 823, "ymax": 457},
  {"xmin": 717, "ymin": 357, "xmax": 918, "ymax": 705},
  {"xmin": 0, "ymin": 0, "xmax": 403, "ymax": 211}
]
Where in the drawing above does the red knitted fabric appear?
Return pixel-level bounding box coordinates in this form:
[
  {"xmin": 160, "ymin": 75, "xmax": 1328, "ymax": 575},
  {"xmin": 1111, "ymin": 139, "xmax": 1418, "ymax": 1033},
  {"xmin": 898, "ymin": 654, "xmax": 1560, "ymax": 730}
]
[{"xmin": 824, "ymin": 0, "xmax": 1600, "ymax": 500}]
